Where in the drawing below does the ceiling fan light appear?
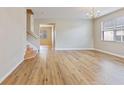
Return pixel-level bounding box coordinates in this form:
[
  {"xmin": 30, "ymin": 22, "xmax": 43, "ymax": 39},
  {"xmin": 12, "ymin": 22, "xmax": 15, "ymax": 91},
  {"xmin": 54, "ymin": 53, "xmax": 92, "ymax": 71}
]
[
  {"xmin": 85, "ymin": 8, "xmax": 101, "ymax": 18},
  {"xmin": 96, "ymin": 10, "xmax": 100, "ymax": 13},
  {"xmin": 90, "ymin": 14, "xmax": 93, "ymax": 17},
  {"xmin": 86, "ymin": 13, "xmax": 89, "ymax": 16}
]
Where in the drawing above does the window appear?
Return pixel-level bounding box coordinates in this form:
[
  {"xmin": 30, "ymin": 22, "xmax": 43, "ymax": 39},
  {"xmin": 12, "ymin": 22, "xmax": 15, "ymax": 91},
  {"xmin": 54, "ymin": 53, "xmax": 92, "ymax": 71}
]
[
  {"xmin": 40, "ymin": 30, "xmax": 48, "ymax": 39},
  {"xmin": 104, "ymin": 30, "xmax": 114, "ymax": 41},
  {"xmin": 115, "ymin": 27, "xmax": 122, "ymax": 42},
  {"xmin": 101, "ymin": 16, "xmax": 124, "ymax": 42}
]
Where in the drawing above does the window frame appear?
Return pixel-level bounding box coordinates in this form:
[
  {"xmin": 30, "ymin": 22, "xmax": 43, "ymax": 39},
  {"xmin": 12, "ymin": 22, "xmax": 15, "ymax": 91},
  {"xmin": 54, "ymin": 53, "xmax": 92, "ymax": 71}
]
[{"xmin": 101, "ymin": 17, "xmax": 124, "ymax": 43}]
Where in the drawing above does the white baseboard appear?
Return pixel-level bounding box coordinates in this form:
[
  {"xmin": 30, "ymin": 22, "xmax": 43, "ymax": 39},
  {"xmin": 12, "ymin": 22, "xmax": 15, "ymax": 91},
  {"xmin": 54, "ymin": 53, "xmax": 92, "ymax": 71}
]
[
  {"xmin": 55, "ymin": 48, "xmax": 124, "ymax": 58},
  {"xmin": 94, "ymin": 49, "xmax": 124, "ymax": 58},
  {"xmin": 55, "ymin": 48, "xmax": 94, "ymax": 50},
  {"xmin": 0, "ymin": 58, "xmax": 24, "ymax": 83}
]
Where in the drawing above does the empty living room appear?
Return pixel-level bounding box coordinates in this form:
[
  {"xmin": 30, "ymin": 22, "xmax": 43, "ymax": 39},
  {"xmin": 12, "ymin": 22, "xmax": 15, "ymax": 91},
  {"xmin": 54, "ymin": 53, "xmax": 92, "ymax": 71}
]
[
  {"xmin": 1, "ymin": 0, "xmax": 124, "ymax": 92},
  {"xmin": 1, "ymin": 7, "xmax": 124, "ymax": 85}
]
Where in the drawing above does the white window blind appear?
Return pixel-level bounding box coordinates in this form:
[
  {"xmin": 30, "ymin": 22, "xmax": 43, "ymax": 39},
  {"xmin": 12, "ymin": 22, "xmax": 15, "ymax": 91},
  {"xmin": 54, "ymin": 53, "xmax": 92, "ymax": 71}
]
[{"xmin": 101, "ymin": 16, "xmax": 124, "ymax": 42}]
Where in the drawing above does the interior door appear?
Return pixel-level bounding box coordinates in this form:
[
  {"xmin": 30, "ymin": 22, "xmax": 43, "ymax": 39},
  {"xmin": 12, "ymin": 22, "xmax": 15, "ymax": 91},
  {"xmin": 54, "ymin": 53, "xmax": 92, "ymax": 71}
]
[{"xmin": 40, "ymin": 27, "xmax": 52, "ymax": 47}]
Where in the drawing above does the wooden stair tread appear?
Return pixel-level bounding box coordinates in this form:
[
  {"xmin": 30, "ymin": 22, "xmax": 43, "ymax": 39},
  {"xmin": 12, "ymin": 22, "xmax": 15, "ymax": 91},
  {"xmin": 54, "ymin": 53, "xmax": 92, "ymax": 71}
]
[{"xmin": 24, "ymin": 45, "xmax": 37, "ymax": 61}]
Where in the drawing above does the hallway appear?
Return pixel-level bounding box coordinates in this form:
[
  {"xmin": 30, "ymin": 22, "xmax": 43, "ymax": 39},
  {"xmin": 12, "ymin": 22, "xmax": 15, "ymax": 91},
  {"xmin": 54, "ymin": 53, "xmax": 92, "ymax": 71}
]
[{"xmin": 2, "ymin": 48, "xmax": 124, "ymax": 85}]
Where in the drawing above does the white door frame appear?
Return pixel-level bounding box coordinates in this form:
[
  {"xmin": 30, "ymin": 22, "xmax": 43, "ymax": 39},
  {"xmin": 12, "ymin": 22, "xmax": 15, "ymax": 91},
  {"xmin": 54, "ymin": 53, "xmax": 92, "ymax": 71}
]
[{"xmin": 39, "ymin": 24, "xmax": 55, "ymax": 49}]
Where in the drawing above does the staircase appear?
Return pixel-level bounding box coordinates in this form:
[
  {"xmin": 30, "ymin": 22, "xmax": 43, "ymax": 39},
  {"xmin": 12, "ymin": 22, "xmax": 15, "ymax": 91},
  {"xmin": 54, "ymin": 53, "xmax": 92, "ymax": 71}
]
[
  {"xmin": 24, "ymin": 31, "xmax": 40, "ymax": 61},
  {"xmin": 24, "ymin": 43, "xmax": 38, "ymax": 61},
  {"xmin": 24, "ymin": 9, "xmax": 39, "ymax": 61}
]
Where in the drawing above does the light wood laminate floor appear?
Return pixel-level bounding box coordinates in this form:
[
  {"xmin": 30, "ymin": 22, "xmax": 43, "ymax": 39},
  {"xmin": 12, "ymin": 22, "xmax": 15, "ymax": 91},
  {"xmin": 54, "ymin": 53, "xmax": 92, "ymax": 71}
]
[{"xmin": 1, "ymin": 47, "xmax": 124, "ymax": 85}]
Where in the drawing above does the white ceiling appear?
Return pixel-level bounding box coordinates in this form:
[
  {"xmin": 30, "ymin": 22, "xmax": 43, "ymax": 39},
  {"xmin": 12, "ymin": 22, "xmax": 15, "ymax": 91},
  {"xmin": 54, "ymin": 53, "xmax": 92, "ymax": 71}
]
[{"xmin": 31, "ymin": 7, "xmax": 122, "ymax": 19}]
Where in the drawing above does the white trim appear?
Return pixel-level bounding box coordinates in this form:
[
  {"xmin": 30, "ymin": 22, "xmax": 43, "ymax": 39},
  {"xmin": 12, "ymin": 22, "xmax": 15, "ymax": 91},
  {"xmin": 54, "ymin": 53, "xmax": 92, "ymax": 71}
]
[
  {"xmin": 94, "ymin": 48, "xmax": 124, "ymax": 58},
  {"xmin": 39, "ymin": 24, "xmax": 55, "ymax": 49},
  {"xmin": 40, "ymin": 24, "xmax": 54, "ymax": 27},
  {"xmin": 55, "ymin": 48, "xmax": 124, "ymax": 58},
  {"xmin": 0, "ymin": 58, "xmax": 24, "ymax": 83},
  {"xmin": 55, "ymin": 48, "xmax": 94, "ymax": 50}
]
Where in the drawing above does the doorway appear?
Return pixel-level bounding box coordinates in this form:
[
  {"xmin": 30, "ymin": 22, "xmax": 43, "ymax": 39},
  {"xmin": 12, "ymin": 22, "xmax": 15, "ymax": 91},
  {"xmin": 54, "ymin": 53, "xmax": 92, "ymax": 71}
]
[{"xmin": 39, "ymin": 24, "xmax": 55, "ymax": 49}]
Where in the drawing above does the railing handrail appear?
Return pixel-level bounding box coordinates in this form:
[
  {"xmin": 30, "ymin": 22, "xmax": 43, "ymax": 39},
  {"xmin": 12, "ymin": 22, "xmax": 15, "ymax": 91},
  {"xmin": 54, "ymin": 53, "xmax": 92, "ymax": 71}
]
[{"xmin": 27, "ymin": 31, "xmax": 39, "ymax": 39}]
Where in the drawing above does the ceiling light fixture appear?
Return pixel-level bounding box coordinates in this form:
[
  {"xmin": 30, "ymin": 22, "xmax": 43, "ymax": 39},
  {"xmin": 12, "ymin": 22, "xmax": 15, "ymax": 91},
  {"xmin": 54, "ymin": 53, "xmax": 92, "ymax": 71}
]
[{"xmin": 85, "ymin": 7, "xmax": 101, "ymax": 18}]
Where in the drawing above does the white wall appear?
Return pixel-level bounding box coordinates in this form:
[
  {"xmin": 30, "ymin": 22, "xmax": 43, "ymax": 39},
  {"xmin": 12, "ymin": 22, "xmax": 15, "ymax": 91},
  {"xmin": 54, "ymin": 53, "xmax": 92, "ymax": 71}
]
[
  {"xmin": 34, "ymin": 19, "xmax": 93, "ymax": 50},
  {"xmin": 0, "ymin": 8, "xmax": 26, "ymax": 82},
  {"xmin": 94, "ymin": 9, "xmax": 124, "ymax": 56}
]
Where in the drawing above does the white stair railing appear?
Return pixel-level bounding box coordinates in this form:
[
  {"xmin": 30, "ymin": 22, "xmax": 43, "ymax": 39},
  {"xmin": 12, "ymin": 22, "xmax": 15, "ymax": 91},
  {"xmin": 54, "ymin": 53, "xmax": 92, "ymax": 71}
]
[{"xmin": 26, "ymin": 41, "xmax": 39, "ymax": 53}]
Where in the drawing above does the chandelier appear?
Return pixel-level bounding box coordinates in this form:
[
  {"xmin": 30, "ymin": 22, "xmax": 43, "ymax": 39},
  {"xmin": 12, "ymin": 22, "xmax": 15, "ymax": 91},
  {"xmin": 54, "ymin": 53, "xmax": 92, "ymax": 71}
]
[{"xmin": 85, "ymin": 7, "xmax": 101, "ymax": 18}]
